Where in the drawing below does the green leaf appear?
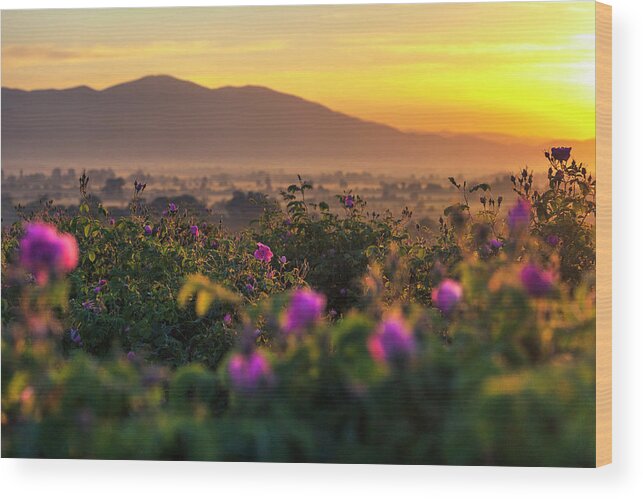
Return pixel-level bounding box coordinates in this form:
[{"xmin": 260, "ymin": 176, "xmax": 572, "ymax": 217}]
[
  {"xmin": 195, "ymin": 291, "xmax": 214, "ymax": 317},
  {"xmin": 365, "ymin": 245, "xmax": 379, "ymax": 259},
  {"xmin": 178, "ymin": 274, "xmax": 241, "ymax": 316}
]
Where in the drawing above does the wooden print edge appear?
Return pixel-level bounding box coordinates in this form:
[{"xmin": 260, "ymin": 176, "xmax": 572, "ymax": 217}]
[{"xmin": 595, "ymin": 0, "xmax": 612, "ymax": 468}]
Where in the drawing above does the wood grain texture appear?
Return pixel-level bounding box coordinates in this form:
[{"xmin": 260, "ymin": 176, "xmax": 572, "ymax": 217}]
[{"xmin": 595, "ymin": 1, "xmax": 612, "ymax": 468}]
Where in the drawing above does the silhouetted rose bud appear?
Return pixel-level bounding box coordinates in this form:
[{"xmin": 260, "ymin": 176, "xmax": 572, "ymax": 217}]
[{"xmin": 551, "ymin": 147, "xmax": 572, "ymax": 162}]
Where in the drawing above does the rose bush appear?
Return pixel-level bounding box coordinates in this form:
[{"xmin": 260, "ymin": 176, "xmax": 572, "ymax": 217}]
[{"xmin": 1, "ymin": 149, "xmax": 596, "ymax": 465}]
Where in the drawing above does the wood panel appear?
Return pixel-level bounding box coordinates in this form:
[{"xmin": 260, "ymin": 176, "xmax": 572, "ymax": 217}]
[{"xmin": 596, "ymin": 0, "xmax": 612, "ymax": 468}]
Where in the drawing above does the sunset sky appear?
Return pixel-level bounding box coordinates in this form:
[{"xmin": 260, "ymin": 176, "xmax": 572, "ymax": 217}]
[{"xmin": 1, "ymin": 2, "xmax": 596, "ymax": 140}]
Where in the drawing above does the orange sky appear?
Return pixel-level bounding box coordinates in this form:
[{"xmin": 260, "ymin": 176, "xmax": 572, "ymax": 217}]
[{"xmin": 1, "ymin": 2, "xmax": 596, "ymax": 140}]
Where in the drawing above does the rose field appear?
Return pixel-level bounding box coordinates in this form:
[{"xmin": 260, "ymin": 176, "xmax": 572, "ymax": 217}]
[{"xmin": 1, "ymin": 148, "xmax": 597, "ymax": 466}]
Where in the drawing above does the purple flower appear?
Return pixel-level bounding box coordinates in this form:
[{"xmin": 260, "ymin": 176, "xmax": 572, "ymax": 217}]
[
  {"xmin": 507, "ymin": 198, "xmax": 531, "ymax": 231},
  {"xmin": 245, "ymin": 283, "xmax": 255, "ymax": 293},
  {"xmin": 109, "ymin": 218, "xmax": 115, "ymax": 226},
  {"xmin": 19, "ymin": 222, "xmax": 79, "ymax": 285},
  {"xmin": 127, "ymin": 351, "xmax": 137, "ymax": 361},
  {"xmin": 551, "ymin": 147, "xmax": 572, "ymax": 162},
  {"xmin": 368, "ymin": 315, "xmax": 415, "ymax": 364},
  {"xmin": 282, "ymin": 288, "xmax": 327, "ymax": 334},
  {"xmin": 134, "ymin": 180, "xmax": 146, "ymax": 193},
  {"xmin": 279, "ymin": 255, "xmax": 287, "ymax": 264},
  {"xmin": 69, "ymin": 328, "xmax": 82, "ymax": 346},
  {"xmin": 520, "ymin": 264, "xmax": 555, "ymax": 297},
  {"xmin": 228, "ymin": 351, "xmax": 273, "ymax": 392},
  {"xmin": 211, "ymin": 240, "xmax": 219, "ymax": 249},
  {"xmin": 190, "ymin": 225, "xmax": 199, "ymax": 237},
  {"xmin": 546, "ymin": 234, "xmax": 561, "ymax": 246},
  {"xmin": 223, "ymin": 313, "xmax": 233, "ymax": 325},
  {"xmin": 144, "ymin": 224, "xmax": 152, "ymax": 235},
  {"xmin": 343, "ymin": 195, "xmax": 355, "ymax": 208},
  {"xmin": 168, "ymin": 202, "xmax": 178, "ymax": 214},
  {"xmin": 489, "ymin": 238, "xmax": 503, "ymax": 251},
  {"xmin": 431, "ymin": 279, "xmax": 463, "ymax": 314},
  {"xmin": 93, "ymin": 279, "xmax": 107, "ymax": 293},
  {"xmin": 253, "ymin": 242, "xmax": 273, "ymax": 263},
  {"xmin": 82, "ymin": 299, "xmax": 99, "ymax": 313}
]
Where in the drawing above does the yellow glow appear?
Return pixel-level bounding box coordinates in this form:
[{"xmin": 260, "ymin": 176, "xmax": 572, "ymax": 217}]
[{"xmin": 1, "ymin": 2, "xmax": 596, "ymax": 140}]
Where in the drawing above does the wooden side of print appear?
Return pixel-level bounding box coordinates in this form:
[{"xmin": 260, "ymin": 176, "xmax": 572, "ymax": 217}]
[{"xmin": 595, "ymin": 1, "xmax": 612, "ymax": 468}]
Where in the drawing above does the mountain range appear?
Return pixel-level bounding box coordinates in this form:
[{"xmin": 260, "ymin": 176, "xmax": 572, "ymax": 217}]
[{"xmin": 1, "ymin": 75, "xmax": 594, "ymax": 176}]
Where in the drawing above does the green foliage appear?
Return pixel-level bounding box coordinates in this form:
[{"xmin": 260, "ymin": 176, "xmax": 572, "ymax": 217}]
[
  {"xmin": 1, "ymin": 150, "xmax": 597, "ymax": 465},
  {"xmin": 511, "ymin": 154, "xmax": 596, "ymax": 284},
  {"xmin": 3, "ymin": 203, "xmax": 306, "ymax": 368},
  {"xmin": 178, "ymin": 274, "xmax": 242, "ymax": 316},
  {"xmin": 255, "ymin": 176, "xmax": 412, "ymax": 312}
]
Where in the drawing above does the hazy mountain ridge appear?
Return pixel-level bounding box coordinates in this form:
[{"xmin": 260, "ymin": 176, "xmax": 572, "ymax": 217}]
[{"xmin": 1, "ymin": 75, "xmax": 594, "ymax": 175}]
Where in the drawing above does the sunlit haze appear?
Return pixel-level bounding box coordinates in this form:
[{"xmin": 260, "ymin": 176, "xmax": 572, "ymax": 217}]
[{"xmin": 2, "ymin": 2, "xmax": 596, "ymax": 140}]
